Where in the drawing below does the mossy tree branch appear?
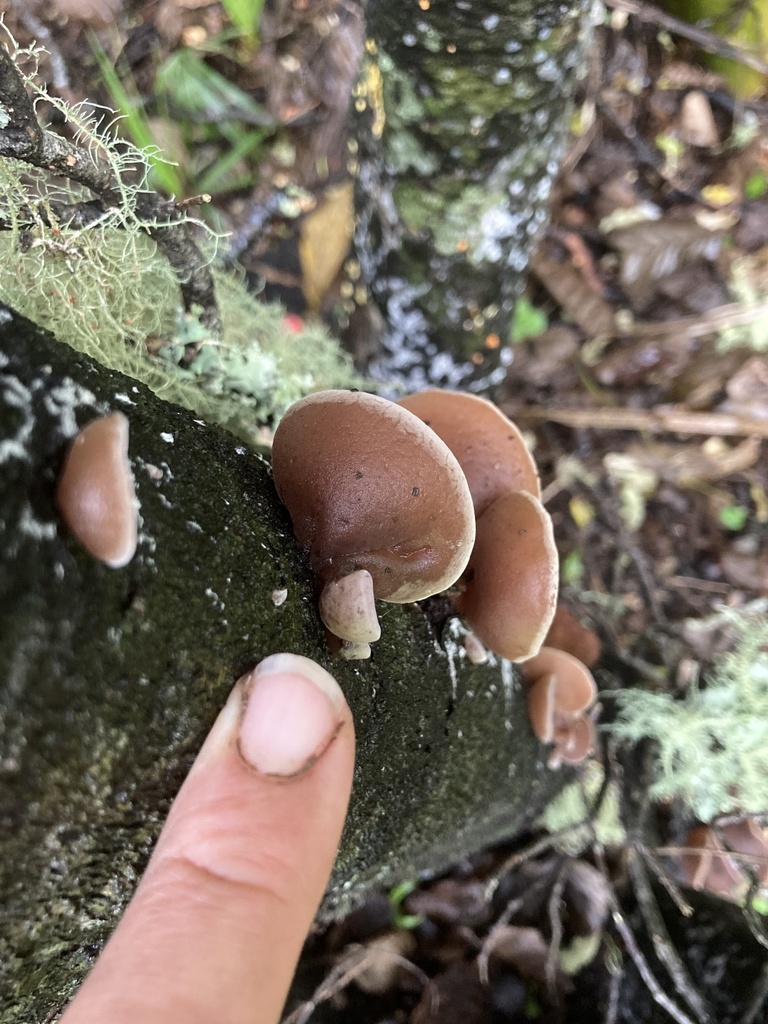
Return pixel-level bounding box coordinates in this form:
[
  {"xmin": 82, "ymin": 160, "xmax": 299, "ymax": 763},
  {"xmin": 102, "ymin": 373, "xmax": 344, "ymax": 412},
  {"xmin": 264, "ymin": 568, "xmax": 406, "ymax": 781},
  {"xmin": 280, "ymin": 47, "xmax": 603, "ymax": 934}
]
[
  {"xmin": 0, "ymin": 310, "xmax": 565, "ymax": 1023},
  {"xmin": 0, "ymin": 42, "xmax": 219, "ymax": 332}
]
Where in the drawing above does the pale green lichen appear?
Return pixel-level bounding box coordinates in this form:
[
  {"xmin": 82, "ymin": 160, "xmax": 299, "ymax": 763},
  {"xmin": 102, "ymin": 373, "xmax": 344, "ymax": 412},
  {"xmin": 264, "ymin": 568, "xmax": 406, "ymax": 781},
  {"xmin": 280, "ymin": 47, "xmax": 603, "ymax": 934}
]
[
  {"xmin": 610, "ymin": 607, "xmax": 768, "ymax": 822},
  {"xmin": 718, "ymin": 254, "xmax": 768, "ymax": 352},
  {"xmin": 537, "ymin": 761, "xmax": 626, "ymax": 854},
  {"xmin": 0, "ymin": 31, "xmax": 361, "ymax": 439}
]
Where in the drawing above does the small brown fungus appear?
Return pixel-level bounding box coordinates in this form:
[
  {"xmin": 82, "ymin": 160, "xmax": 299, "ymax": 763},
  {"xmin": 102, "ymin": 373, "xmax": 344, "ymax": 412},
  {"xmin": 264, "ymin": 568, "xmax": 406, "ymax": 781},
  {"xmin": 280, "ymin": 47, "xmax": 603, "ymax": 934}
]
[
  {"xmin": 397, "ymin": 389, "xmax": 540, "ymax": 514},
  {"xmin": 452, "ymin": 491, "xmax": 558, "ymax": 662},
  {"xmin": 543, "ymin": 605, "xmax": 602, "ymax": 669},
  {"xmin": 521, "ymin": 647, "xmax": 597, "ymax": 768},
  {"xmin": 681, "ymin": 819, "xmax": 768, "ymax": 898},
  {"xmin": 271, "ymin": 390, "xmax": 476, "ymax": 655},
  {"xmin": 55, "ymin": 411, "xmax": 138, "ymax": 569}
]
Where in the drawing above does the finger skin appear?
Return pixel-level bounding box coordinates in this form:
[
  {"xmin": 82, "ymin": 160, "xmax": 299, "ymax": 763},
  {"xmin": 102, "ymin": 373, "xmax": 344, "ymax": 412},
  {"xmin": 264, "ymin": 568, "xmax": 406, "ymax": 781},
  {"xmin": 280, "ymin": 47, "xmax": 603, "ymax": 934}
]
[{"xmin": 61, "ymin": 667, "xmax": 355, "ymax": 1024}]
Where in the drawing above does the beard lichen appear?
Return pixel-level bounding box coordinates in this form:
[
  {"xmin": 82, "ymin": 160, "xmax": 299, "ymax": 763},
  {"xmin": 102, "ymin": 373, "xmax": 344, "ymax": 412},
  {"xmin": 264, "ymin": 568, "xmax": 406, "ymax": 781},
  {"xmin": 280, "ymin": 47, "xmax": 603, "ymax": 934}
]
[
  {"xmin": 0, "ymin": 31, "xmax": 361, "ymax": 442},
  {"xmin": 610, "ymin": 605, "xmax": 768, "ymax": 822}
]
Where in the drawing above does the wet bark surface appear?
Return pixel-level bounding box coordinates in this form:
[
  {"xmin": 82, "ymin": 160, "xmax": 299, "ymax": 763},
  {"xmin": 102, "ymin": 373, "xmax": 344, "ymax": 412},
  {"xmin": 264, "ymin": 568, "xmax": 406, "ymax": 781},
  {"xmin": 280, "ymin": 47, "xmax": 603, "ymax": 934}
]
[
  {"xmin": 350, "ymin": 0, "xmax": 594, "ymax": 389},
  {"xmin": 0, "ymin": 309, "xmax": 564, "ymax": 1023}
]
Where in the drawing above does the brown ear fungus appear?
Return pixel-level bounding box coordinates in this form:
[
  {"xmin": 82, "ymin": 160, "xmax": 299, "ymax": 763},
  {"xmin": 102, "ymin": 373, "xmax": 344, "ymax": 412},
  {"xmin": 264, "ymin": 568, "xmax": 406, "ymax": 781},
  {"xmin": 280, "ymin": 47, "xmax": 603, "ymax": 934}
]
[
  {"xmin": 681, "ymin": 820, "xmax": 768, "ymax": 898},
  {"xmin": 318, "ymin": 569, "xmax": 381, "ymax": 644},
  {"xmin": 397, "ymin": 389, "xmax": 540, "ymax": 514},
  {"xmin": 520, "ymin": 647, "xmax": 597, "ymax": 768},
  {"xmin": 452, "ymin": 491, "xmax": 559, "ymax": 663},
  {"xmin": 271, "ymin": 390, "xmax": 476, "ymax": 657},
  {"xmin": 398, "ymin": 389, "xmax": 557, "ymax": 665},
  {"xmin": 56, "ymin": 412, "xmax": 138, "ymax": 568},
  {"xmin": 543, "ymin": 605, "xmax": 601, "ymax": 669}
]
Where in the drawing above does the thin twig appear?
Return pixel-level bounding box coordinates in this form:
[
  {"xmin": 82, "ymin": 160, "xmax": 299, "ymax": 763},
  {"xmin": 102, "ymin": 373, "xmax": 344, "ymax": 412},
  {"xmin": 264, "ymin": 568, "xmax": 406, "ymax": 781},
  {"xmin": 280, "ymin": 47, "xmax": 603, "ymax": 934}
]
[
  {"xmin": 545, "ymin": 863, "xmax": 568, "ymax": 999},
  {"xmin": 280, "ymin": 945, "xmax": 433, "ymax": 1024},
  {"xmin": 611, "ymin": 901, "xmax": 700, "ymax": 1024},
  {"xmin": 636, "ymin": 841, "xmax": 693, "ymax": 917},
  {"xmin": 595, "ymin": 847, "xmax": 699, "ymax": 1024},
  {"xmin": 479, "ymin": 874, "xmax": 555, "ymax": 984},
  {"xmin": 512, "ymin": 405, "xmax": 768, "ymax": 438},
  {"xmin": 624, "ymin": 301, "xmax": 768, "ymax": 341},
  {"xmin": 604, "ymin": 0, "xmax": 768, "ymax": 76},
  {"xmin": 606, "ymin": 956, "xmax": 623, "ymax": 1024},
  {"xmin": 627, "ymin": 852, "xmax": 711, "ymax": 1022},
  {"xmin": 9, "ymin": 2, "xmax": 70, "ymax": 93}
]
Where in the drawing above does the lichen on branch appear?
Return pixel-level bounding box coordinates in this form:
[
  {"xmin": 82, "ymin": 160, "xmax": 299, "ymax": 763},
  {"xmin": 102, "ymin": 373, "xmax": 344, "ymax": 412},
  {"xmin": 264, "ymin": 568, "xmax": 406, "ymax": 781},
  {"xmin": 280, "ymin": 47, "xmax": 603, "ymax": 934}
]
[
  {"xmin": 0, "ymin": 30, "xmax": 360, "ymax": 438},
  {"xmin": 0, "ymin": 32, "xmax": 220, "ymax": 330}
]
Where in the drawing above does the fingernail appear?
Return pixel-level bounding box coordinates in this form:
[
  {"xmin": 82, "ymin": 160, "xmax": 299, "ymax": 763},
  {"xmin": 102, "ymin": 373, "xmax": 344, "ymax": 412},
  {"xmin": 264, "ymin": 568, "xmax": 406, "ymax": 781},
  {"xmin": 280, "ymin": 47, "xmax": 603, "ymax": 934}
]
[{"xmin": 237, "ymin": 654, "xmax": 346, "ymax": 777}]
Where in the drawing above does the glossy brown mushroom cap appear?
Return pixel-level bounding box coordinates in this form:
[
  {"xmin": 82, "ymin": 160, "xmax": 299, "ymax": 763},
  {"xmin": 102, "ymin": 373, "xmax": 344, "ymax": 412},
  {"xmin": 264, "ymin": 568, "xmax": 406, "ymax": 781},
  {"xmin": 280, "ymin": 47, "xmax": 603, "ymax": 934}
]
[
  {"xmin": 55, "ymin": 412, "xmax": 138, "ymax": 568},
  {"xmin": 397, "ymin": 390, "xmax": 540, "ymax": 515},
  {"xmin": 526, "ymin": 673, "xmax": 557, "ymax": 743},
  {"xmin": 452, "ymin": 491, "xmax": 558, "ymax": 662},
  {"xmin": 543, "ymin": 605, "xmax": 602, "ymax": 669},
  {"xmin": 554, "ymin": 713, "xmax": 596, "ymax": 767},
  {"xmin": 522, "ymin": 647, "xmax": 597, "ymax": 767},
  {"xmin": 271, "ymin": 391, "xmax": 476, "ymax": 602}
]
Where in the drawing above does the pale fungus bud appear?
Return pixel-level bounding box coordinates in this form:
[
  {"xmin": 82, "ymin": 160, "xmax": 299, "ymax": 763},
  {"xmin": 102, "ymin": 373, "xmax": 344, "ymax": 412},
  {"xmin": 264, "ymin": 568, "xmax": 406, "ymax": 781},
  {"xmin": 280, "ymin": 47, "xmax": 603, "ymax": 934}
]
[{"xmin": 55, "ymin": 412, "xmax": 138, "ymax": 569}]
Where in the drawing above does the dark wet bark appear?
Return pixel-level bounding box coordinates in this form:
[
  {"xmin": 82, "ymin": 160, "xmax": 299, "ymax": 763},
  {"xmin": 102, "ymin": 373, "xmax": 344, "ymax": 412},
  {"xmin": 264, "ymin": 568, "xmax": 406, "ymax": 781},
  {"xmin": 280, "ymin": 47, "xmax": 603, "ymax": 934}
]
[
  {"xmin": 0, "ymin": 310, "xmax": 564, "ymax": 1023},
  {"xmin": 349, "ymin": 0, "xmax": 594, "ymax": 390}
]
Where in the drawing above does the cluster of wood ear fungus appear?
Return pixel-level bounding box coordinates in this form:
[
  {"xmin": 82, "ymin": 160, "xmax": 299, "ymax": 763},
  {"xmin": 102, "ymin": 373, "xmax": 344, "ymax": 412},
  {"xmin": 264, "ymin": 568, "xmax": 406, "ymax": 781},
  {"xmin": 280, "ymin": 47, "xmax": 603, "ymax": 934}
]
[
  {"xmin": 52, "ymin": 392, "xmax": 597, "ymax": 766},
  {"xmin": 271, "ymin": 389, "xmax": 598, "ymax": 767}
]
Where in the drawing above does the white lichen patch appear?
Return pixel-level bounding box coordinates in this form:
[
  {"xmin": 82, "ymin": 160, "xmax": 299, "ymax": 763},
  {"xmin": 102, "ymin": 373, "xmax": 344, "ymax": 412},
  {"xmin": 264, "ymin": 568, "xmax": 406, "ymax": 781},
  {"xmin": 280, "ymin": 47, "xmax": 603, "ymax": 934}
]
[
  {"xmin": 499, "ymin": 658, "xmax": 517, "ymax": 731},
  {"xmin": 42, "ymin": 379, "xmax": 98, "ymax": 440},
  {"xmin": 204, "ymin": 587, "xmax": 225, "ymax": 613},
  {"xmin": 0, "ymin": 375, "xmax": 35, "ymax": 463},
  {"xmin": 8, "ymin": 502, "xmax": 58, "ymax": 560}
]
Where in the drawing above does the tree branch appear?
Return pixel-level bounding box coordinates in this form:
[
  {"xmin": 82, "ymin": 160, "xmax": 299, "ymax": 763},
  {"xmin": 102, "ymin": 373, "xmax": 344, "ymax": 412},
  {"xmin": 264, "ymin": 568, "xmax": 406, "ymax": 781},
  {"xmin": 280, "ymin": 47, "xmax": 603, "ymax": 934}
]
[{"xmin": 0, "ymin": 42, "xmax": 220, "ymax": 332}]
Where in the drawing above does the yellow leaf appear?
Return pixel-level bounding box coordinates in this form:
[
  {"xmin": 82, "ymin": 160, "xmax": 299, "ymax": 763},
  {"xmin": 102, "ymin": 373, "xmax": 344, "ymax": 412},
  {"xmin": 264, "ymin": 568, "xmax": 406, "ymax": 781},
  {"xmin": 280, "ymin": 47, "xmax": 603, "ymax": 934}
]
[
  {"xmin": 569, "ymin": 496, "xmax": 594, "ymax": 529},
  {"xmin": 299, "ymin": 181, "xmax": 355, "ymax": 312}
]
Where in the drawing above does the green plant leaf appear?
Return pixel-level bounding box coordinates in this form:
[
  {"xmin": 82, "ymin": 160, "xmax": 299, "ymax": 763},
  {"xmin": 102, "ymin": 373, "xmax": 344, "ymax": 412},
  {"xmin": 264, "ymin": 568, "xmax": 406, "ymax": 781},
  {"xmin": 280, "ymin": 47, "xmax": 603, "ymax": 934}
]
[
  {"xmin": 221, "ymin": 0, "xmax": 266, "ymax": 47},
  {"xmin": 156, "ymin": 49, "xmax": 270, "ymax": 126},
  {"xmin": 511, "ymin": 296, "xmax": 548, "ymax": 343},
  {"xmin": 89, "ymin": 36, "xmax": 185, "ymax": 197}
]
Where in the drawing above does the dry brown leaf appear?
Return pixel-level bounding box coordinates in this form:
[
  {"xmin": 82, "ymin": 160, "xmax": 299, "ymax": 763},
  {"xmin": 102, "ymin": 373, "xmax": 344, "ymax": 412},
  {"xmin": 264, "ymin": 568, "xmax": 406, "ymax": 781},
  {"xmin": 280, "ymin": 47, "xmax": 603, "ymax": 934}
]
[
  {"xmin": 606, "ymin": 219, "xmax": 722, "ymax": 309},
  {"xmin": 530, "ymin": 251, "xmax": 617, "ymax": 336},
  {"xmin": 720, "ymin": 356, "xmax": 768, "ymax": 421},
  {"xmin": 721, "ymin": 548, "xmax": 768, "ymax": 594},
  {"xmin": 622, "ymin": 436, "xmax": 761, "ymax": 487}
]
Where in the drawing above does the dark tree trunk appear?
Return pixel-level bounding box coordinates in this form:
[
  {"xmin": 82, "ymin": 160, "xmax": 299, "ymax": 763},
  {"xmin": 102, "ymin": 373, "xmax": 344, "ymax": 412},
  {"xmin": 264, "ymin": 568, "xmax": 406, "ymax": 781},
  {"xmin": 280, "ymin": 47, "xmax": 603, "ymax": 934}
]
[
  {"xmin": 0, "ymin": 311, "xmax": 563, "ymax": 1023},
  {"xmin": 350, "ymin": 0, "xmax": 594, "ymax": 389}
]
